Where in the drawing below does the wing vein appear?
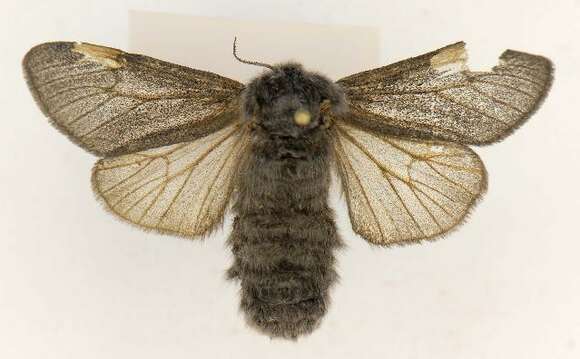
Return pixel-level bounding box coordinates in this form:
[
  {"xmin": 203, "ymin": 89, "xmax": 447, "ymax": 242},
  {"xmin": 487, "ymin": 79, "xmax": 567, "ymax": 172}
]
[
  {"xmin": 101, "ymin": 157, "xmax": 154, "ymax": 194},
  {"xmin": 111, "ymin": 174, "xmax": 165, "ymax": 207},
  {"xmin": 435, "ymin": 92, "xmax": 510, "ymax": 126},
  {"xmin": 66, "ymin": 95, "xmax": 119, "ymax": 126},
  {"xmin": 469, "ymin": 86, "xmax": 526, "ymax": 114},
  {"xmin": 136, "ymin": 157, "xmax": 171, "ymax": 224},
  {"xmin": 189, "ymin": 129, "xmax": 245, "ymax": 232},
  {"xmin": 156, "ymin": 124, "xmax": 242, "ymax": 226},
  {"xmin": 410, "ymin": 186, "xmax": 443, "ymax": 230},
  {"xmin": 44, "ymin": 85, "xmax": 107, "ymax": 102},
  {"xmin": 426, "ymin": 162, "xmax": 475, "ymax": 196},
  {"xmin": 36, "ymin": 69, "xmax": 108, "ymax": 89},
  {"xmin": 333, "ymin": 130, "xmax": 396, "ymax": 240},
  {"xmin": 472, "ymin": 79, "xmax": 536, "ymax": 98},
  {"xmin": 385, "ymin": 175, "xmax": 426, "ymax": 236},
  {"xmin": 78, "ymin": 100, "xmax": 145, "ymax": 139}
]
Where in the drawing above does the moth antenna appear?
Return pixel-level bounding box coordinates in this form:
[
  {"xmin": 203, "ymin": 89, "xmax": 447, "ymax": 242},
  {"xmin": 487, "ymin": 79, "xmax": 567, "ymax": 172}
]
[{"xmin": 233, "ymin": 37, "xmax": 275, "ymax": 70}]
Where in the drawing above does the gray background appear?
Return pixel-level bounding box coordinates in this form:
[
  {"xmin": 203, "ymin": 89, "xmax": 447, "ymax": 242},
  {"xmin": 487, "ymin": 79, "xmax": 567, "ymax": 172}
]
[{"xmin": 1, "ymin": 1, "xmax": 579, "ymax": 358}]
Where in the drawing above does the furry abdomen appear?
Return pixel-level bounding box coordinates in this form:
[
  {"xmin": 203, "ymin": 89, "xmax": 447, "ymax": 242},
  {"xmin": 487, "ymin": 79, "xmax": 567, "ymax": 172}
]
[{"xmin": 227, "ymin": 129, "xmax": 342, "ymax": 339}]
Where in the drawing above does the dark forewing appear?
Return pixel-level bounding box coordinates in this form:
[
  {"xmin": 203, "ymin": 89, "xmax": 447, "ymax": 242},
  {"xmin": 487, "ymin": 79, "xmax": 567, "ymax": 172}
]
[
  {"xmin": 337, "ymin": 42, "xmax": 553, "ymax": 144},
  {"xmin": 23, "ymin": 42, "xmax": 244, "ymax": 156},
  {"xmin": 329, "ymin": 119, "xmax": 487, "ymax": 246}
]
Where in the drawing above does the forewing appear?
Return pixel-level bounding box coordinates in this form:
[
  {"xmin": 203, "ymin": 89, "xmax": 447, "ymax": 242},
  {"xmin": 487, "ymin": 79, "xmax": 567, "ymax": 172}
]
[
  {"xmin": 92, "ymin": 121, "xmax": 251, "ymax": 239},
  {"xmin": 337, "ymin": 42, "xmax": 553, "ymax": 144},
  {"xmin": 330, "ymin": 120, "xmax": 487, "ymax": 246},
  {"xmin": 23, "ymin": 42, "xmax": 244, "ymax": 156}
]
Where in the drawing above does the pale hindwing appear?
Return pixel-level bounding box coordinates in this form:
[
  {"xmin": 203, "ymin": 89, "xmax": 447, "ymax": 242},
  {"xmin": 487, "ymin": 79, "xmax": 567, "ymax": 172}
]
[
  {"xmin": 23, "ymin": 42, "xmax": 244, "ymax": 156},
  {"xmin": 338, "ymin": 42, "xmax": 553, "ymax": 144},
  {"xmin": 331, "ymin": 121, "xmax": 487, "ymax": 245},
  {"xmin": 92, "ymin": 122, "xmax": 251, "ymax": 238}
]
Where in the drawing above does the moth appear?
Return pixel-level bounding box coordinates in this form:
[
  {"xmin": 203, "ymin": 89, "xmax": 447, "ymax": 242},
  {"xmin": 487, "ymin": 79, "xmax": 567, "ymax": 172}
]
[{"xmin": 23, "ymin": 39, "xmax": 552, "ymax": 339}]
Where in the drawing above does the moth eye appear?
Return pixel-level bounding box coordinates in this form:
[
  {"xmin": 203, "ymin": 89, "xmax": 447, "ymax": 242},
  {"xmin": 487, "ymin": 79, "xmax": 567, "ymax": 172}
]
[{"xmin": 293, "ymin": 109, "xmax": 311, "ymax": 127}]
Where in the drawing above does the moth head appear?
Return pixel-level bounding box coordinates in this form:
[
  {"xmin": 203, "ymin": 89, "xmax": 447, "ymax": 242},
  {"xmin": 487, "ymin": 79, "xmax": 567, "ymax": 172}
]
[{"xmin": 241, "ymin": 63, "xmax": 347, "ymax": 136}]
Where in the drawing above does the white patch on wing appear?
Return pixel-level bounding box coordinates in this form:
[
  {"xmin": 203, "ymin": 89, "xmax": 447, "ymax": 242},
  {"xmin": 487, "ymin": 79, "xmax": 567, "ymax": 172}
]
[
  {"xmin": 72, "ymin": 42, "xmax": 124, "ymax": 69},
  {"xmin": 430, "ymin": 42, "xmax": 468, "ymax": 75}
]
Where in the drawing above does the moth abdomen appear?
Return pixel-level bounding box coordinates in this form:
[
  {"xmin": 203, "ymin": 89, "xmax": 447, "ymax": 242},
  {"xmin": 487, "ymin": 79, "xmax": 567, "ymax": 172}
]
[
  {"xmin": 228, "ymin": 211, "xmax": 341, "ymax": 339},
  {"xmin": 228, "ymin": 131, "xmax": 342, "ymax": 339}
]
